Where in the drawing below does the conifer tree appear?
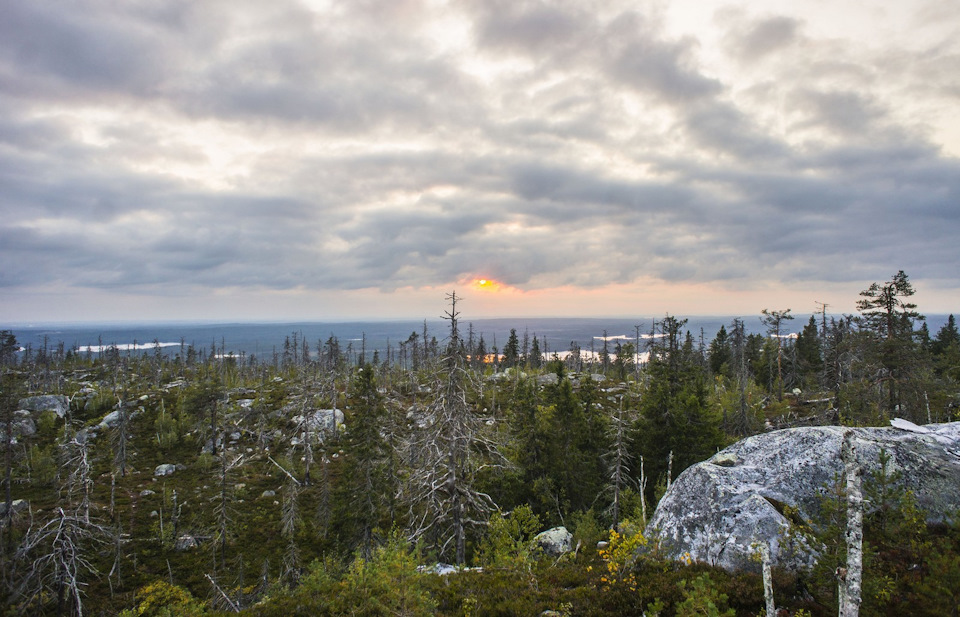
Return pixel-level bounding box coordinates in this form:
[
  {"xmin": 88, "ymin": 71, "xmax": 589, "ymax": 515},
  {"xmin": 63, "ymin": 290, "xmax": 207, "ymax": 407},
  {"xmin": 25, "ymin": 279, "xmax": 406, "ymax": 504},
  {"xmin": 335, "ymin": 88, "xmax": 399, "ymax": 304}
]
[
  {"xmin": 340, "ymin": 363, "xmax": 392, "ymax": 558},
  {"xmin": 856, "ymin": 271, "xmax": 924, "ymax": 414},
  {"xmin": 931, "ymin": 314, "xmax": 960, "ymax": 380},
  {"xmin": 708, "ymin": 325, "xmax": 731, "ymax": 377},
  {"xmin": 761, "ymin": 308, "xmax": 794, "ymax": 401},
  {"xmin": 503, "ymin": 329, "xmax": 520, "ymax": 369},
  {"xmin": 529, "ymin": 335, "xmax": 543, "ymax": 369},
  {"xmin": 635, "ymin": 316, "xmax": 725, "ymax": 499},
  {"xmin": 796, "ymin": 315, "xmax": 824, "ymax": 386}
]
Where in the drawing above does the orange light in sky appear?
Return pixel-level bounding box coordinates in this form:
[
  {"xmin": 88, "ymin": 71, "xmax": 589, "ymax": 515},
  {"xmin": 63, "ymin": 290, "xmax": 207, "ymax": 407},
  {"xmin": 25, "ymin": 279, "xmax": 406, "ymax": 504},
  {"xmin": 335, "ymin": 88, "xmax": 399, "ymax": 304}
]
[{"xmin": 472, "ymin": 277, "xmax": 504, "ymax": 292}]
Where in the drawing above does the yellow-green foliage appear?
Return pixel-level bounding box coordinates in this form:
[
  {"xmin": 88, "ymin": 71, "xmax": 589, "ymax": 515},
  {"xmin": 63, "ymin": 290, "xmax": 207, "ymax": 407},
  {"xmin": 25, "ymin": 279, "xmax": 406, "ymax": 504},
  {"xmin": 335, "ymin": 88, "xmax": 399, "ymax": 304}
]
[
  {"xmin": 594, "ymin": 519, "xmax": 646, "ymax": 591},
  {"xmin": 286, "ymin": 531, "xmax": 436, "ymax": 617},
  {"xmin": 119, "ymin": 580, "xmax": 205, "ymax": 617},
  {"xmin": 27, "ymin": 443, "xmax": 57, "ymax": 486},
  {"xmin": 476, "ymin": 505, "xmax": 541, "ymax": 571}
]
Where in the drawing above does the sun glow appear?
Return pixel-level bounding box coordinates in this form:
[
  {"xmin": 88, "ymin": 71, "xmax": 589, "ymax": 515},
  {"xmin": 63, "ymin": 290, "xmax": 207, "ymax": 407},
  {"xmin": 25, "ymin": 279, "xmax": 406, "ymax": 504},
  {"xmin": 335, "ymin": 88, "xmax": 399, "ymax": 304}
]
[{"xmin": 472, "ymin": 278, "xmax": 504, "ymax": 292}]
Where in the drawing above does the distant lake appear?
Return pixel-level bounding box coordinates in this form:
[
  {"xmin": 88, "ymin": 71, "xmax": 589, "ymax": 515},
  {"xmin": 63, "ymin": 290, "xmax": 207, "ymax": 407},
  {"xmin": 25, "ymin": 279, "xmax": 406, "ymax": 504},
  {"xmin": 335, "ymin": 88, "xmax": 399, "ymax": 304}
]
[{"xmin": 6, "ymin": 315, "xmax": 953, "ymax": 360}]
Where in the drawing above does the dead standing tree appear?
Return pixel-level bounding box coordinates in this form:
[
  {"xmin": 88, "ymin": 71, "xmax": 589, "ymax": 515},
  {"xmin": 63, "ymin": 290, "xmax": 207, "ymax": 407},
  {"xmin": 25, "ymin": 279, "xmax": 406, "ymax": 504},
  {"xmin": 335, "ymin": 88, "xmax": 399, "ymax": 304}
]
[
  {"xmin": 404, "ymin": 292, "xmax": 505, "ymax": 565},
  {"xmin": 604, "ymin": 395, "xmax": 634, "ymax": 530},
  {"xmin": 839, "ymin": 430, "xmax": 863, "ymax": 617},
  {"xmin": 13, "ymin": 507, "xmax": 110, "ymax": 617}
]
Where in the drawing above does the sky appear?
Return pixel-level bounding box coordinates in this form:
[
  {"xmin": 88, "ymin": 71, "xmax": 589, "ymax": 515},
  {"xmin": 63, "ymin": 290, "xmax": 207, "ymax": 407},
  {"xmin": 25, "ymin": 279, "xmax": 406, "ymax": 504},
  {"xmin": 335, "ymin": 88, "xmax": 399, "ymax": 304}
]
[{"xmin": 1, "ymin": 0, "xmax": 959, "ymax": 323}]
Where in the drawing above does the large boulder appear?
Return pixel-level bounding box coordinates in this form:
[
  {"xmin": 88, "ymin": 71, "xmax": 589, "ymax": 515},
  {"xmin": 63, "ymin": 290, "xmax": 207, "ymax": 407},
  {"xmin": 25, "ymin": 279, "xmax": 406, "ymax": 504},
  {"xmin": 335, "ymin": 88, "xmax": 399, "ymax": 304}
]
[
  {"xmin": 535, "ymin": 526, "xmax": 574, "ymax": 557},
  {"xmin": 19, "ymin": 395, "xmax": 69, "ymax": 418},
  {"xmin": 646, "ymin": 420, "xmax": 960, "ymax": 572},
  {"xmin": 99, "ymin": 410, "xmax": 122, "ymax": 430},
  {"xmin": 0, "ymin": 411, "xmax": 36, "ymax": 442}
]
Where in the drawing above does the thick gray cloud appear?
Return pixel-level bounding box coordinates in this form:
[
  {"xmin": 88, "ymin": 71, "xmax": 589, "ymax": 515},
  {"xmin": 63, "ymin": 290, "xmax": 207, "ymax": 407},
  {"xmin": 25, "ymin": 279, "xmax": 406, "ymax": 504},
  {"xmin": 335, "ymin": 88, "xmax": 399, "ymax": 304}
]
[{"xmin": 1, "ymin": 0, "xmax": 959, "ymax": 319}]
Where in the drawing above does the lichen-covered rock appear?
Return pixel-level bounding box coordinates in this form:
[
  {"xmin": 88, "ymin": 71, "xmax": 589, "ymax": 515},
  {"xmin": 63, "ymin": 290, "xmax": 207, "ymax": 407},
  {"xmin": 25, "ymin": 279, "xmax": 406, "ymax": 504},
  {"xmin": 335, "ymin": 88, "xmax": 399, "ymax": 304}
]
[
  {"xmin": 537, "ymin": 373, "xmax": 559, "ymax": 386},
  {"xmin": 175, "ymin": 535, "xmax": 199, "ymax": 551},
  {"xmin": 19, "ymin": 395, "xmax": 70, "ymax": 418},
  {"xmin": 647, "ymin": 421, "xmax": 960, "ymax": 572},
  {"xmin": 535, "ymin": 526, "xmax": 573, "ymax": 556},
  {"xmin": 99, "ymin": 410, "xmax": 121, "ymax": 429},
  {"xmin": 291, "ymin": 409, "xmax": 344, "ymax": 439},
  {"xmin": 154, "ymin": 464, "xmax": 177, "ymax": 477}
]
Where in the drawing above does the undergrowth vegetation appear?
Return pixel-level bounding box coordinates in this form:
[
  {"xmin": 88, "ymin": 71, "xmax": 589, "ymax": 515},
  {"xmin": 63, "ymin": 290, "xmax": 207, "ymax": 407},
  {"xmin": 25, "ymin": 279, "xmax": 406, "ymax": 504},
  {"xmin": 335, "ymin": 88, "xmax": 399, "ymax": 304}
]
[{"xmin": 0, "ymin": 275, "xmax": 958, "ymax": 615}]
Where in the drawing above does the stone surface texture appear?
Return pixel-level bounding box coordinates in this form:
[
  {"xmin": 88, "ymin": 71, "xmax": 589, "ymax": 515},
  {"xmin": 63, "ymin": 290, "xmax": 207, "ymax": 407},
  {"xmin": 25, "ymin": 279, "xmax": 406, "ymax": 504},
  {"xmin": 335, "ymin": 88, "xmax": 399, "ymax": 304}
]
[
  {"xmin": 646, "ymin": 421, "xmax": 960, "ymax": 571},
  {"xmin": 535, "ymin": 526, "xmax": 574, "ymax": 556}
]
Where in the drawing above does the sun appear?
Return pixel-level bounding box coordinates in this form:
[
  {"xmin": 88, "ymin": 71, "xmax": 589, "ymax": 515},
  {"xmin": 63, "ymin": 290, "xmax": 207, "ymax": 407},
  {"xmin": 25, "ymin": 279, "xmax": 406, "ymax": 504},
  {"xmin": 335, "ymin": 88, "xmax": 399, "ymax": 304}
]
[{"xmin": 472, "ymin": 277, "xmax": 503, "ymax": 292}]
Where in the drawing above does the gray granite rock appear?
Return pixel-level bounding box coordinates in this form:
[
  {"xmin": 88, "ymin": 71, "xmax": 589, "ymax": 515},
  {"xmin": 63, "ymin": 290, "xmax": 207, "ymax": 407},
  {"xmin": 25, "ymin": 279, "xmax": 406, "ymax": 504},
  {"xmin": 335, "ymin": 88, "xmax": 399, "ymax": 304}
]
[
  {"xmin": 19, "ymin": 395, "xmax": 69, "ymax": 418},
  {"xmin": 154, "ymin": 464, "xmax": 177, "ymax": 477},
  {"xmin": 647, "ymin": 421, "xmax": 960, "ymax": 571},
  {"xmin": 535, "ymin": 526, "xmax": 573, "ymax": 556}
]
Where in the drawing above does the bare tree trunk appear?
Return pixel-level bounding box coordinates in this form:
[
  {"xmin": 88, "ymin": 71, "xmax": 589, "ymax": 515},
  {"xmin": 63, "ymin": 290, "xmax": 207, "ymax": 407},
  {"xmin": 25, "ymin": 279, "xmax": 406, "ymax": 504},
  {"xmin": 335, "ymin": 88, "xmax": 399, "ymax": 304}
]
[
  {"xmin": 760, "ymin": 543, "xmax": 776, "ymax": 617},
  {"xmin": 840, "ymin": 431, "xmax": 863, "ymax": 617},
  {"xmin": 4, "ymin": 397, "xmax": 13, "ymax": 558},
  {"xmin": 666, "ymin": 450, "xmax": 673, "ymax": 491},
  {"xmin": 113, "ymin": 394, "xmax": 128, "ymax": 477},
  {"xmin": 639, "ymin": 455, "xmax": 647, "ymax": 527},
  {"xmin": 606, "ymin": 397, "xmax": 633, "ymax": 530}
]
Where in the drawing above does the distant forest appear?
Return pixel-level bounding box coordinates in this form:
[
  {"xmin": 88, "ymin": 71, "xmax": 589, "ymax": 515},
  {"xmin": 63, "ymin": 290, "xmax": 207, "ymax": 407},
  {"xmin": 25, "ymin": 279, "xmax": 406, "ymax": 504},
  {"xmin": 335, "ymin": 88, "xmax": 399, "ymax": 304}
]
[{"xmin": 1, "ymin": 271, "xmax": 958, "ymax": 616}]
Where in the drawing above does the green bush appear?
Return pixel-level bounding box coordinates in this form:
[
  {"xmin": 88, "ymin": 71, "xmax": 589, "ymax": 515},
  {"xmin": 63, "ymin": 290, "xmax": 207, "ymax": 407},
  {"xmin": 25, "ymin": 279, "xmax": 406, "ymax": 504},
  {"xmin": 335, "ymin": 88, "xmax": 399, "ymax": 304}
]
[
  {"xmin": 675, "ymin": 574, "xmax": 736, "ymax": 617},
  {"xmin": 476, "ymin": 505, "xmax": 541, "ymax": 572}
]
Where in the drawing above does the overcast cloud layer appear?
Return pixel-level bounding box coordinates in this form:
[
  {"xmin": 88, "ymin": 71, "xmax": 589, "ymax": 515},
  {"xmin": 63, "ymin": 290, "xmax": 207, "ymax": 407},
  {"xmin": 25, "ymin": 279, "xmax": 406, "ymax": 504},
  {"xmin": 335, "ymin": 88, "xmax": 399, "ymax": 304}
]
[{"xmin": 2, "ymin": 0, "xmax": 959, "ymax": 320}]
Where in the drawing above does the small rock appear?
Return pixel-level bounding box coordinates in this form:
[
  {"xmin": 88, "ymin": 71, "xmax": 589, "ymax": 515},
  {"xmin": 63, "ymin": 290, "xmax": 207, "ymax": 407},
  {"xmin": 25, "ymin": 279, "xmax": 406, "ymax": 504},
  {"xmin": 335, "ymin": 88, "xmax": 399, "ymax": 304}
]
[
  {"xmin": 710, "ymin": 452, "xmax": 740, "ymax": 467},
  {"xmin": 0, "ymin": 499, "xmax": 29, "ymax": 518},
  {"xmin": 175, "ymin": 535, "xmax": 199, "ymax": 551},
  {"xmin": 140, "ymin": 490, "xmax": 156, "ymax": 497},
  {"xmin": 261, "ymin": 490, "xmax": 276, "ymax": 498},
  {"xmin": 417, "ymin": 563, "xmax": 457, "ymax": 575}
]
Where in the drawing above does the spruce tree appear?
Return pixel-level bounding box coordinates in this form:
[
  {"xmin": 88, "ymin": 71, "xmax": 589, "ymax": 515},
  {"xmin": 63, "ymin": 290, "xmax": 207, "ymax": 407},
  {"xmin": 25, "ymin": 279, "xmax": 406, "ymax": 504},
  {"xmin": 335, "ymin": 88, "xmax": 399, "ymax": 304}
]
[
  {"xmin": 341, "ymin": 363, "xmax": 391, "ymax": 558},
  {"xmin": 856, "ymin": 271, "xmax": 924, "ymax": 414}
]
